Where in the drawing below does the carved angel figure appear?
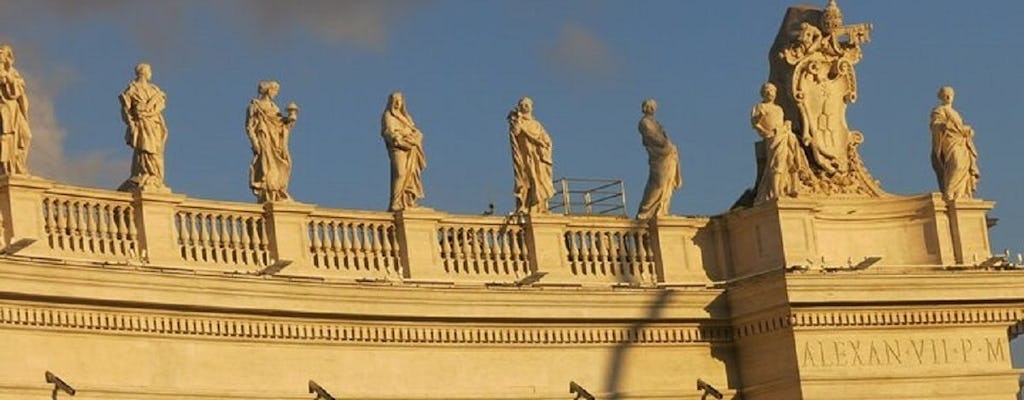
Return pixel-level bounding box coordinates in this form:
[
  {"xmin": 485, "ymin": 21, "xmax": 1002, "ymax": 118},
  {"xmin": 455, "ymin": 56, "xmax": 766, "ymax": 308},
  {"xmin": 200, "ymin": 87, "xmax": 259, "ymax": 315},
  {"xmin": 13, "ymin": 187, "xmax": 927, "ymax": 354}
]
[
  {"xmin": 751, "ymin": 83, "xmax": 803, "ymax": 203},
  {"xmin": 930, "ymin": 86, "xmax": 979, "ymax": 201},
  {"xmin": 381, "ymin": 92, "xmax": 426, "ymax": 211},
  {"xmin": 118, "ymin": 63, "xmax": 169, "ymax": 192},
  {"xmin": 0, "ymin": 45, "xmax": 31, "ymax": 175},
  {"xmin": 508, "ymin": 97, "xmax": 554, "ymax": 214},
  {"xmin": 636, "ymin": 99, "xmax": 681, "ymax": 219},
  {"xmin": 246, "ymin": 80, "xmax": 298, "ymax": 203}
]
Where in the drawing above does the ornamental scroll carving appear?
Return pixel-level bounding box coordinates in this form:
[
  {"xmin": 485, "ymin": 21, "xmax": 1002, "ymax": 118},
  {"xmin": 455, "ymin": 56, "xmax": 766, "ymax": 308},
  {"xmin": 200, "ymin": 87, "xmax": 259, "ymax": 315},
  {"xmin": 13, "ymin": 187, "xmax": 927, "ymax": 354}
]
[{"xmin": 762, "ymin": 0, "xmax": 885, "ymax": 199}]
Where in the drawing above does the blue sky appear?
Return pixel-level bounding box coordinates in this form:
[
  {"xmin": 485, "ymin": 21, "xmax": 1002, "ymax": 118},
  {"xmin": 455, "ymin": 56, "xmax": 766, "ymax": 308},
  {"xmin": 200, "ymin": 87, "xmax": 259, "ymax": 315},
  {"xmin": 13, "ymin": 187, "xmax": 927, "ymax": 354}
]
[{"xmin": 0, "ymin": 0, "xmax": 1022, "ymax": 365}]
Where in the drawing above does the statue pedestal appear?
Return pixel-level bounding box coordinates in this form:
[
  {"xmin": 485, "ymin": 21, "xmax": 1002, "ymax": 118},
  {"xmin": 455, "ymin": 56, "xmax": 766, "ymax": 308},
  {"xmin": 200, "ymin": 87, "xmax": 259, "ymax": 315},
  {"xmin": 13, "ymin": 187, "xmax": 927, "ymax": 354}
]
[{"xmin": 721, "ymin": 194, "xmax": 1019, "ymax": 400}]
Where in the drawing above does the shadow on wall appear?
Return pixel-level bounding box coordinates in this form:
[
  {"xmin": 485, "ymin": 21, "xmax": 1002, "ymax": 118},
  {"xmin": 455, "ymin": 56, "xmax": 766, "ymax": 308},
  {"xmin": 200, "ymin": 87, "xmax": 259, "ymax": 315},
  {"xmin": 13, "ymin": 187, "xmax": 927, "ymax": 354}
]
[
  {"xmin": 601, "ymin": 290, "xmax": 737, "ymax": 399},
  {"xmin": 1013, "ymin": 336, "xmax": 1023, "ymax": 399}
]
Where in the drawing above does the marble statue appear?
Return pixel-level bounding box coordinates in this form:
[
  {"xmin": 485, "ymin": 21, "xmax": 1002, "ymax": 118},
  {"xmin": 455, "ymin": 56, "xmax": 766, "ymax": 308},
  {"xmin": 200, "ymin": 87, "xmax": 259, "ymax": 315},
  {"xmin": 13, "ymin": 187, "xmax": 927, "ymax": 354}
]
[
  {"xmin": 246, "ymin": 81, "xmax": 298, "ymax": 203},
  {"xmin": 930, "ymin": 86, "xmax": 979, "ymax": 201},
  {"xmin": 751, "ymin": 83, "xmax": 804, "ymax": 203},
  {"xmin": 507, "ymin": 97, "xmax": 554, "ymax": 214},
  {"xmin": 118, "ymin": 63, "xmax": 169, "ymax": 193},
  {"xmin": 767, "ymin": 0, "xmax": 884, "ymax": 197},
  {"xmin": 381, "ymin": 92, "xmax": 426, "ymax": 211},
  {"xmin": 0, "ymin": 45, "xmax": 31, "ymax": 176},
  {"xmin": 636, "ymin": 99, "xmax": 681, "ymax": 220}
]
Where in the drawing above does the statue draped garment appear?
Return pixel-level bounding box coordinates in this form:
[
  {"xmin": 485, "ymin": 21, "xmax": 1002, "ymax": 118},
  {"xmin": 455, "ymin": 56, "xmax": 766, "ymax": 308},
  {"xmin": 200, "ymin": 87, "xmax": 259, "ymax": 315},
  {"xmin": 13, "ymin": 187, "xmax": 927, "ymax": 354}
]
[
  {"xmin": 246, "ymin": 98, "xmax": 293, "ymax": 202},
  {"xmin": 119, "ymin": 80, "xmax": 168, "ymax": 191},
  {"xmin": 636, "ymin": 115, "xmax": 681, "ymax": 219},
  {"xmin": 930, "ymin": 104, "xmax": 979, "ymax": 200},
  {"xmin": 381, "ymin": 109, "xmax": 426, "ymax": 211},
  {"xmin": 751, "ymin": 102, "xmax": 803, "ymax": 203},
  {"xmin": 0, "ymin": 67, "xmax": 30, "ymax": 175},
  {"xmin": 509, "ymin": 113, "xmax": 554, "ymax": 213}
]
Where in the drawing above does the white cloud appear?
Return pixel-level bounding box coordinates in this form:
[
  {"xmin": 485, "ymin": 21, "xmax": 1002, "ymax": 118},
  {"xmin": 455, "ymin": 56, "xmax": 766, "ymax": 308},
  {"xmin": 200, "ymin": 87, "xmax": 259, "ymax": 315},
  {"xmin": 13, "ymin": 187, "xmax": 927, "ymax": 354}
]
[{"xmin": 546, "ymin": 22, "xmax": 618, "ymax": 79}]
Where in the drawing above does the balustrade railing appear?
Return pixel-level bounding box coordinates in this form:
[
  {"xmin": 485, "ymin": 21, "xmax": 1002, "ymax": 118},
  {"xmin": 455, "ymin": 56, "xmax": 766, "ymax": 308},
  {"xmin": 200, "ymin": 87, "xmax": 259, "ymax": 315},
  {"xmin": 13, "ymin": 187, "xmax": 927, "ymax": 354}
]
[
  {"xmin": 3, "ymin": 178, "xmax": 711, "ymax": 286},
  {"xmin": 174, "ymin": 200, "xmax": 269, "ymax": 270},
  {"xmin": 41, "ymin": 186, "xmax": 137, "ymax": 261},
  {"xmin": 563, "ymin": 219, "xmax": 656, "ymax": 284},
  {"xmin": 307, "ymin": 210, "xmax": 401, "ymax": 280},
  {"xmin": 436, "ymin": 216, "xmax": 531, "ymax": 280}
]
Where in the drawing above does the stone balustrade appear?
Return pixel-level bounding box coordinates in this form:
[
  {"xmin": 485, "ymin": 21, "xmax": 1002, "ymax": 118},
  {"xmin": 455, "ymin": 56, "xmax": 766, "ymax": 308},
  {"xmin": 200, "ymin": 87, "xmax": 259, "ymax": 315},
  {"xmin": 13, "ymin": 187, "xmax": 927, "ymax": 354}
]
[{"xmin": 0, "ymin": 175, "xmax": 716, "ymax": 286}]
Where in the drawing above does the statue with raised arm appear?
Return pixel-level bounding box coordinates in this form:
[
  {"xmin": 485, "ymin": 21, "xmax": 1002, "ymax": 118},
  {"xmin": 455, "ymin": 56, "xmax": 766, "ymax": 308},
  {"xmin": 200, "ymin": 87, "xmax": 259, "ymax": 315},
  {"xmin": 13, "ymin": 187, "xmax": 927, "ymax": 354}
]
[
  {"xmin": 381, "ymin": 92, "xmax": 426, "ymax": 211},
  {"xmin": 508, "ymin": 97, "xmax": 554, "ymax": 214},
  {"xmin": 246, "ymin": 80, "xmax": 298, "ymax": 203},
  {"xmin": 930, "ymin": 86, "xmax": 979, "ymax": 201},
  {"xmin": 751, "ymin": 83, "xmax": 804, "ymax": 203},
  {"xmin": 636, "ymin": 99, "xmax": 681, "ymax": 220},
  {"xmin": 118, "ymin": 63, "xmax": 169, "ymax": 192},
  {"xmin": 0, "ymin": 45, "xmax": 31, "ymax": 175}
]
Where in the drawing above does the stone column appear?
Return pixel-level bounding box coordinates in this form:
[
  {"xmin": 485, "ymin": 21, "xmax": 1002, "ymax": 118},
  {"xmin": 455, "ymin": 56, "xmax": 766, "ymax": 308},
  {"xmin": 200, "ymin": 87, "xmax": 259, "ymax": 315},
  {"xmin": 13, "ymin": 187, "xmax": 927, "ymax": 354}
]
[
  {"xmin": 946, "ymin": 198, "xmax": 996, "ymax": 264},
  {"xmin": 134, "ymin": 191, "xmax": 186, "ymax": 266},
  {"xmin": 0, "ymin": 175, "xmax": 54, "ymax": 257},
  {"xmin": 263, "ymin": 201, "xmax": 316, "ymax": 274},
  {"xmin": 523, "ymin": 213, "xmax": 571, "ymax": 284},
  {"xmin": 395, "ymin": 208, "xmax": 444, "ymax": 281},
  {"xmin": 649, "ymin": 215, "xmax": 712, "ymax": 285}
]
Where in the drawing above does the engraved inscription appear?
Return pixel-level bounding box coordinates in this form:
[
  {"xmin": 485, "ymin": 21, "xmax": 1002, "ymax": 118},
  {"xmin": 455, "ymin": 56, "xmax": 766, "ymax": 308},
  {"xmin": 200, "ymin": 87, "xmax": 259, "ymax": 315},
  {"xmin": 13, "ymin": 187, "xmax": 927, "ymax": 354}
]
[{"xmin": 801, "ymin": 337, "xmax": 1008, "ymax": 368}]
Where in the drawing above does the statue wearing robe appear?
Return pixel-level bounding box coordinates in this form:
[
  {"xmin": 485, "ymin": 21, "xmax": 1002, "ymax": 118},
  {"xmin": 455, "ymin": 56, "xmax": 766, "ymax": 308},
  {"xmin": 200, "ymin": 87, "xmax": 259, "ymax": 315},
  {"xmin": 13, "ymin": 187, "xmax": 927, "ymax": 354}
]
[
  {"xmin": 930, "ymin": 87, "xmax": 979, "ymax": 201},
  {"xmin": 636, "ymin": 99, "xmax": 681, "ymax": 219},
  {"xmin": 118, "ymin": 63, "xmax": 169, "ymax": 192},
  {"xmin": 751, "ymin": 83, "xmax": 804, "ymax": 203},
  {"xmin": 246, "ymin": 81, "xmax": 297, "ymax": 203},
  {"xmin": 381, "ymin": 92, "xmax": 426, "ymax": 211},
  {"xmin": 508, "ymin": 97, "xmax": 554, "ymax": 214},
  {"xmin": 0, "ymin": 45, "xmax": 31, "ymax": 175}
]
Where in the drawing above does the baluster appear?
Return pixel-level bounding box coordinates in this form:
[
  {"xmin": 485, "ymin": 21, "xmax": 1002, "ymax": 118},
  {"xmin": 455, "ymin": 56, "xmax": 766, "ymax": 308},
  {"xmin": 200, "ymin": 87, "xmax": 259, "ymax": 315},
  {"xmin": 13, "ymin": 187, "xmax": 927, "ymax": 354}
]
[
  {"xmin": 97, "ymin": 204, "xmax": 110, "ymax": 255},
  {"xmin": 195, "ymin": 213, "xmax": 209, "ymax": 262},
  {"xmin": 222, "ymin": 215, "xmax": 235, "ymax": 264},
  {"xmin": 635, "ymin": 231, "xmax": 649, "ymax": 280},
  {"xmin": 250, "ymin": 218, "xmax": 265, "ymax": 266},
  {"xmin": 509, "ymin": 229, "xmax": 525, "ymax": 275},
  {"xmin": 125, "ymin": 205, "xmax": 137, "ymax": 257},
  {"xmin": 321, "ymin": 222, "xmax": 334, "ymax": 269},
  {"xmin": 380, "ymin": 224, "xmax": 394, "ymax": 275},
  {"xmin": 84, "ymin": 203, "xmax": 98, "ymax": 254},
  {"xmin": 643, "ymin": 232, "xmax": 655, "ymax": 281},
  {"xmin": 618, "ymin": 232, "xmax": 634, "ymax": 278},
  {"xmin": 238, "ymin": 216, "xmax": 251, "ymax": 265},
  {"xmin": 338, "ymin": 222, "xmax": 352, "ymax": 270},
  {"xmin": 370, "ymin": 224, "xmax": 383, "ymax": 272},
  {"xmin": 308, "ymin": 221, "xmax": 321, "ymax": 268},
  {"xmin": 355, "ymin": 224, "xmax": 369, "ymax": 270},
  {"xmin": 479, "ymin": 229, "xmax": 494, "ymax": 274},
  {"xmin": 210, "ymin": 215, "xmax": 223, "ymax": 262},
  {"xmin": 65, "ymin": 201, "xmax": 80, "ymax": 251},
  {"xmin": 55, "ymin": 200, "xmax": 69, "ymax": 250},
  {"xmin": 43, "ymin": 198, "xmax": 56, "ymax": 248},
  {"xmin": 117, "ymin": 206, "xmax": 130, "ymax": 256},
  {"xmin": 497, "ymin": 229, "xmax": 511, "ymax": 275},
  {"xmin": 566, "ymin": 231, "xmax": 580, "ymax": 275},
  {"xmin": 439, "ymin": 227, "xmax": 453, "ymax": 273}
]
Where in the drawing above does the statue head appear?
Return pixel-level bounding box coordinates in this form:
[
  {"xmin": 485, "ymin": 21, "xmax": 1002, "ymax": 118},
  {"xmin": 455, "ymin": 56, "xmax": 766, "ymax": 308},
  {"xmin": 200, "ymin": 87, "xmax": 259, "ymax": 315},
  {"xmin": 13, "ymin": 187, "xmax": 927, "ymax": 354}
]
[
  {"xmin": 517, "ymin": 97, "xmax": 534, "ymax": 115},
  {"xmin": 760, "ymin": 82, "xmax": 777, "ymax": 102},
  {"xmin": 822, "ymin": 0, "xmax": 844, "ymax": 34},
  {"xmin": 135, "ymin": 63, "xmax": 152, "ymax": 81},
  {"xmin": 796, "ymin": 23, "xmax": 822, "ymax": 48},
  {"xmin": 387, "ymin": 91, "xmax": 405, "ymax": 110},
  {"xmin": 937, "ymin": 86, "xmax": 955, "ymax": 105},
  {"xmin": 641, "ymin": 99, "xmax": 657, "ymax": 115},
  {"xmin": 258, "ymin": 80, "xmax": 281, "ymax": 99},
  {"xmin": 0, "ymin": 45, "xmax": 13, "ymax": 68}
]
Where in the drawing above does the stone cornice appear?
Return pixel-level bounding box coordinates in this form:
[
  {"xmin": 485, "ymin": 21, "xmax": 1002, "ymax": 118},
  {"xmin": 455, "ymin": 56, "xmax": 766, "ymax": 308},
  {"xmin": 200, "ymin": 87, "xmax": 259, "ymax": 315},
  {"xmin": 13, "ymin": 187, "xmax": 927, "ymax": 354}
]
[
  {"xmin": 0, "ymin": 300, "xmax": 733, "ymax": 347},
  {"xmin": 0, "ymin": 256, "xmax": 727, "ymax": 322}
]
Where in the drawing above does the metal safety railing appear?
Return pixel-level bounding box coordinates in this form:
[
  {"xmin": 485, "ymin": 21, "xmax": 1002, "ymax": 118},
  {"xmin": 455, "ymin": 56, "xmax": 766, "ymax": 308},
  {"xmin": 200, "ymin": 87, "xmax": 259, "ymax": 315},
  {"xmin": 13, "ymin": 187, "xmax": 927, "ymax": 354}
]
[{"xmin": 550, "ymin": 178, "xmax": 626, "ymax": 216}]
